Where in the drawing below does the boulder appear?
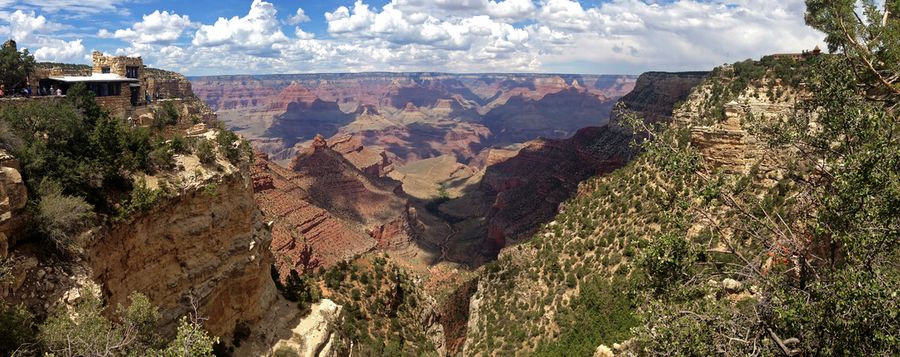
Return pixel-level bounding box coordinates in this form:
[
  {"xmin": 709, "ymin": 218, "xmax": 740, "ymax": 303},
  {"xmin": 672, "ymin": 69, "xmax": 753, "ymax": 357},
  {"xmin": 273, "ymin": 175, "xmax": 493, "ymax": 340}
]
[
  {"xmin": 593, "ymin": 344, "xmax": 614, "ymax": 357},
  {"xmin": 271, "ymin": 299, "xmax": 343, "ymax": 357},
  {"xmin": 722, "ymin": 278, "xmax": 744, "ymax": 293}
]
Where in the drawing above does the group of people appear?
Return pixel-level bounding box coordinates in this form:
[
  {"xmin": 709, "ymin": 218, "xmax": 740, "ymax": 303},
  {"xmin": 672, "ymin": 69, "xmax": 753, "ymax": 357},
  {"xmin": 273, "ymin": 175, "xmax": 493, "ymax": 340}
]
[{"xmin": 0, "ymin": 84, "xmax": 63, "ymax": 98}]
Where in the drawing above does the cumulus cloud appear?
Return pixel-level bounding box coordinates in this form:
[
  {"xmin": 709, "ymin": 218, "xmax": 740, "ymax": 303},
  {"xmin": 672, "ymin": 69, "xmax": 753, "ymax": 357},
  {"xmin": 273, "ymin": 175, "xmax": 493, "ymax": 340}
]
[
  {"xmin": 34, "ymin": 38, "xmax": 85, "ymax": 62},
  {"xmin": 192, "ymin": 0, "xmax": 289, "ymax": 55},
  {"xmin": 287, "ymin": 8, "xmax": 311, "ymax": 25},
  {"xmin": 0, "ymin": 10, "xmax": 86, "ymax": 63},
  {"xmin": 7, "ymin": 10, "xmax": 49, "ymax": 43},
  {"xmin": 107, "ymin": 10, "xmax": 195, "ymax": 45}
]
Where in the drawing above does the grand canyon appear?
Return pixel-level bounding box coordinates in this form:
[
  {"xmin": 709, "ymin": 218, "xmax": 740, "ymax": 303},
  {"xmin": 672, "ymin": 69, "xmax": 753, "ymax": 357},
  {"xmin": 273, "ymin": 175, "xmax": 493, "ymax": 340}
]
[
  {"xmin": 1, "ymin": 1, "xmax": 897, "ymax": 356},
  {"xmin": 189, "ymin": 73, "xmax": 644, "ymax": 274}
]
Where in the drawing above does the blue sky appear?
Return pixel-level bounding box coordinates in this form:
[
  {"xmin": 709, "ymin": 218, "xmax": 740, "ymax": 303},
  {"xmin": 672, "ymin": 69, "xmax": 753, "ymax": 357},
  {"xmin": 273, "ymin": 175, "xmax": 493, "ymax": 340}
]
[{"xmin": 0, "ymin": 0, "xmax": 824, "ymax": 75}]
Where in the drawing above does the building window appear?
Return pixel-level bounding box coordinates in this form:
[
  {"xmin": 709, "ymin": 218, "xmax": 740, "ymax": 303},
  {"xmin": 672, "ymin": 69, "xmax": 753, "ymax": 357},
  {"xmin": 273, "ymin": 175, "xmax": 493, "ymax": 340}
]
[
  {"xmin": 87, "ymin": 82, "xmax": 121, "ymax": 97},
  {"xmin": 126, "ymin": 66, "xmax": 139, "ymax": 79},
  {"xmin": 101, "ymin": 67, "xmax": 110, "ymax": 74}
]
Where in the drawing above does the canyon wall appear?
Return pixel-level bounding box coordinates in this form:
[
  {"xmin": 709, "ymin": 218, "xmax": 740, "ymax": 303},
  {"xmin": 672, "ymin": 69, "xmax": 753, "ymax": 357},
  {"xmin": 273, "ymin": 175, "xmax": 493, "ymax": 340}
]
[
  {"xmin": 477, "ymin": 71, "xmax": 708, "ymax": 251},
  {"xmin": 252, "ymin": 134, "xmax": 419, "ymax": 276},
  {"xmin": 87, "ymin": 154, "xmax": 277, "ymax": 339},
  {"xmin": 190, "ymin": 73, "xmax": 636, "ymax": 165}
]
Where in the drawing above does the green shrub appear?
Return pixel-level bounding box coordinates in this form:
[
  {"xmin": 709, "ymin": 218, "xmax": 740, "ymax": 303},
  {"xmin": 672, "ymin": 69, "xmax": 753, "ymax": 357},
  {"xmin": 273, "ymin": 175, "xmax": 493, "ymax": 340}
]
[
  {"xmin": 35, "ymin": 180, "xmax": 96, "ymax": 257},
  {"xmin": 152, "ymin": 101, "xmax": 180, "ymax": 128},
  {"xmin": 40, "ymin": 289, "xmax": 161, "ymax": 355},
  {"xmin": 170, "ymin": 135, "xmax": 190, "ymax": 155},
  {"xmin": 215, "ymin": 130, "xmax": 242, "ymax": 164},
  {"xmin": 636, "ymin": 234, "xmax": 698, "ymax": 294},
  {"xmin": 273, "ymin": 346, "xmax": 300, "ymax": 357},
  {"xmin": 533, "ymin": 276, "xmax": 637, "ymax": 356},
  {"xmin": 0, "ymin": 303, "xmax": 35, "ymax": 356},
  {"xmin": 149, "ymin": 140, "xmax": 174, "ymax": 172},
  {"xmin": 196, "ymin": 139, "xmax": 216, "ymax": 165}
]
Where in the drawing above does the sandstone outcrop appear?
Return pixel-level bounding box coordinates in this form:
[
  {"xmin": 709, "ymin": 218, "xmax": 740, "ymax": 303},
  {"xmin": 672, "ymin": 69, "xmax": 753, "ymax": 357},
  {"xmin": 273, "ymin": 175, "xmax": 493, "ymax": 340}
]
[
  {"xmin": 87, "ymin": 157, "xmax": 277, "ymax": 339},
  {"xmin": 271, "ymin": 299, "xmax": 344, "ymax": 357},
  {"xmin": 252, "ymin": 135, "xmax": 419, "ymax": 276},
  {"xmin": 614, "ymin": 71, "xmax": 709, "ymax": 123},
  {"xmin": 252, "ymin": 152, "xmax": 376, "ymax": 274},
  {"xmin": 0, "ymin": 150, "xmax": 27, "ymax": 258},
  {"xmin": 327, "ymin": 133, "xmax": 394, "ymax": 177}
]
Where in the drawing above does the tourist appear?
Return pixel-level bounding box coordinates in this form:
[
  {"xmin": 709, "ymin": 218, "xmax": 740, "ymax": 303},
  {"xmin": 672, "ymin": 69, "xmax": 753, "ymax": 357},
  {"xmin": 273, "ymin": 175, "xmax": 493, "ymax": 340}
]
[
  {"xmin": 0, "ymin": 85, "xmax": 5, "ymax": 98},
  {"xmin": 56, "ymin": 87, "xmax": 63, "ymax": 96}
]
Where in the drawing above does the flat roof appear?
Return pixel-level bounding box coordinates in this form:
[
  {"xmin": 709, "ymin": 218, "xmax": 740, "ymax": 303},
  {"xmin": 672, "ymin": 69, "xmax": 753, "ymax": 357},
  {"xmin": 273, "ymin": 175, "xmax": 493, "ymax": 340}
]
[{"xmin": 49, "ymin": 73, "xmax": 139, "ymax": 83}]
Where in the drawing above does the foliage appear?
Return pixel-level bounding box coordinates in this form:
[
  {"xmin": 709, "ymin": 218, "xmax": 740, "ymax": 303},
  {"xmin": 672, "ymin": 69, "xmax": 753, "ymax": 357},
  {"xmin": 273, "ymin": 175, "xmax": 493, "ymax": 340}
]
[
  {"xmin": 626, "ymin": 3, "xmax": 900, "ymax": 354},
  {"xmin": 636, "ymin": 233, "xmax": 699, "ymax": 295},
  {"xmin": 215, "ymin": 130, "xmax": 242, "ymax": 165},
  {"xmin": 152, "ymin": 101, "xmax": 180, "ymax": 129},
  {"xmin": 0, "ymin": 303, "xmax": 36, "ymax": 356},
  {"xmin": 158, "ymin": 316, "xmax": 219, "ymax": 357},
  {"xmin": 117, "ymin": 178, "xmax": 162, "ymax": 219},
  {"xmin": 38, "ymin": 287, "xmax": 217, "ymax": 357},
  {"xmin": 533, "ymin": 276, "xmax": 637, "ymax": 356},
  {"xmin": 39, "ymin": 288, "xmax": 161, "ymax": 356},
  {"xmin": 273, "ymin": 267, "xmax": 321, "ymax": 314},
  {"xmin": 0, "ymin": 41, "xmax": 35, "ymax": 90},
  {"xmin": 34, "ymin": 180, "xmax": 96, "ymax": 258},
  {"xmin": 196, "ymin": 139, "xmax": 216, "ymax": 165},
  {"xmin": 149, "ymin": 137, "xmax": 175, "ymax": 172},
  {"xmin": 324, "ymin": 256, "xmax": 437, "ymax": 356},
  {"xmin": 0, "ymin": 83, "xmax": 152, "ymax": 211}
]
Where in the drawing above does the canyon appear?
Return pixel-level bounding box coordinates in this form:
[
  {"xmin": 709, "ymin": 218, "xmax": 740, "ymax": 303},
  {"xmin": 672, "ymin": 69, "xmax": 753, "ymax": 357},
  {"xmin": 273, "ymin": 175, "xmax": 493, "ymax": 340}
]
[
  {"xmin": 1, "ymin": 65, "xmax": 706, "ymax": 356},
  {"xmin": 192, "ymin": 73, "xmax": 642, "ymax": 270}
]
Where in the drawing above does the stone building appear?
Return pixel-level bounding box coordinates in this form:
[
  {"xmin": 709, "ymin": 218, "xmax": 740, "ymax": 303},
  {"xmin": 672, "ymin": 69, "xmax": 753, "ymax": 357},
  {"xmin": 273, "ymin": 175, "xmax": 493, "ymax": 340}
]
[{"xmin": 39, "ymin": 51, "xmax": 147, "ymax": 117}]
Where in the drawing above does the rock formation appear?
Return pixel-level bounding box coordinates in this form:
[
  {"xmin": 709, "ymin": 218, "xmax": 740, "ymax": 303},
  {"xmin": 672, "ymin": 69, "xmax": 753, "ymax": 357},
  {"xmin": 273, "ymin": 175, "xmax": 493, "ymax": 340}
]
[
  {"xmin": 480, "ymin": 126, "xmax": 633, "ymax": 250},
  {"xmin": 87, "ymin": 147, "xmax": 277, "ymax": 339},
  {"xmin": 190, "ymin": 73, "xmax": 637, "ymax": 163},
  {"xmin": 252, "ymin": 152, "xmax": 376, "ymax": 274},
  {"xmin": 0, "ymin": 150, "xmax": 27, "ymax": 258},
  {"xmin": 252, "ymin": 135, "xmax": 419, "ymax": 276},
  {"xmin": 271, "ymin": 299, "xmax": 344, "ymax": 357}
]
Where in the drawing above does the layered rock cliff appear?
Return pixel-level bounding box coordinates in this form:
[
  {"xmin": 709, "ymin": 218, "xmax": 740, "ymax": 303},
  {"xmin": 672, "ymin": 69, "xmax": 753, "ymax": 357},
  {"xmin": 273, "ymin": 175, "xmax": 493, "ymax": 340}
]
[
  {"xmin": 252, "ymin": 134, "xmax": 420, "ymax": 276},
  {"xmin": 87, "ymin": 155, "xmax": 277, "ymax": 339},
  {"xmin": 190, "ymin": 73, "xmax": 636, "ymax": 164}
]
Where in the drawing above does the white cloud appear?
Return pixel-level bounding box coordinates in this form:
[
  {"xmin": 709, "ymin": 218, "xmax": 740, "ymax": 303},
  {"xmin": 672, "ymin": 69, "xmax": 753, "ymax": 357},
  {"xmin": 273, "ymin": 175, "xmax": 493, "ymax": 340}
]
[
  {"xmin": 9, "ymin": 0, "xmax": 130, "ymax": 15},
  {"xmin": 34, "ymin": 38, "xmax": 85, "ymax": 62},
  {"xmin": 487, "ymin": 0, "xmax": 536, "ymax": 20},
  {"xmin": 109, "ymin": 10, "xmax": 194, "ymax": 45},
  {"xmin": 287, "ymin": 8, "xmax": 311, "ymax": 25},
  {"xmin": 192, "ymin": 0, "xmax": 289, "ymax": 55},
  {"xmin": 7, "ymin": 10, "xmax": 49, "ymax": 43},
  {"xmin": 0, "ymin": 10, "xmax": 86, "ymax": 63},
  {"xmin": 325, "ymin": 1, "xmax": 377, "ymax": 34}
]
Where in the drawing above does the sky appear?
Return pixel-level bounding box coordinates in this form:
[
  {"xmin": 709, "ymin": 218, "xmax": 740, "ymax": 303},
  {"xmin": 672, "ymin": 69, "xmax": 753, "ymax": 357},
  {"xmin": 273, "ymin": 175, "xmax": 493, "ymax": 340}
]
[{"xmin": 0, "ymin": 0, "xmax": 825, "ymax": 75}]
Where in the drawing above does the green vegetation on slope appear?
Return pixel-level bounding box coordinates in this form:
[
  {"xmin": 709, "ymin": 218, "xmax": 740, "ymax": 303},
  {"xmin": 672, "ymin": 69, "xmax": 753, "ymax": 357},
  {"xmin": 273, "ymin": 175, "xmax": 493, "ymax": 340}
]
[
  {"xmin": 468, "ymin": 2, "xmax": 899, "ymax": 355},
  {"xmin": 1, "ymin": 287, "xmax": 218, "ymax": 356},
  {"xmin": 319, "ymin": 255, "xmax": 439, "ymax": 356}
]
